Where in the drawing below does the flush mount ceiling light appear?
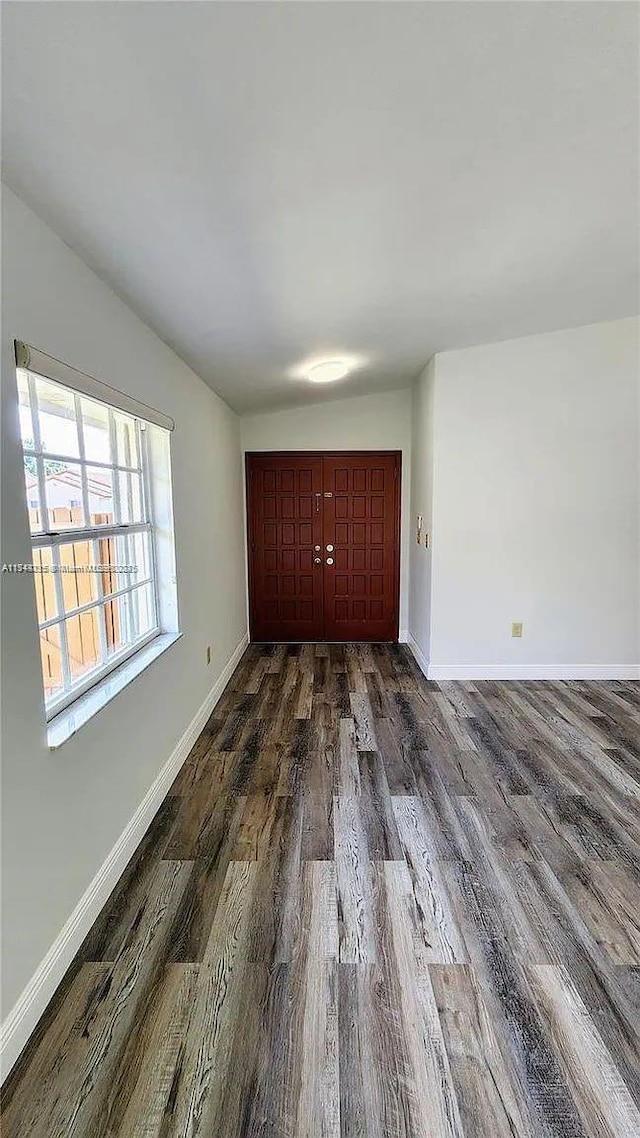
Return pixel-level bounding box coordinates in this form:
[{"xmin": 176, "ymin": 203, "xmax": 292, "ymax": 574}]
[
  {"xmin": 307, "ymin": 359, "xmax": 350, "ymax": 383},
  {"xmin": 289, "ymin": 352, "xmax": 367, "ymax": 386}
]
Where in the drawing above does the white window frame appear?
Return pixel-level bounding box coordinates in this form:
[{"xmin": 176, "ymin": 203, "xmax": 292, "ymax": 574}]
[{"xmin": 16, "ymin": 346, "xmax": 175, "ymax": 722}]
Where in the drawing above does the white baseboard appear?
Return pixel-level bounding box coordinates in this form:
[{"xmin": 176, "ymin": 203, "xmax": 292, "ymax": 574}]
[
  {"xmin": 398, "ymin": 628, "xmax": 409, "ymax": 644},
  {"xmin": 404, "ymin": 638, "xmax": 639, "ymax": 681},
  {"xmin": 427, "ymin": 663, "xmax": 640, "ymax": 680},
  {"xmin": 406, "ymin": 633, "xmax": 430, "ymax": 678},
  {"xmin": 0, "ymin": 632, "xmax": 249, "ymax": 1084}
]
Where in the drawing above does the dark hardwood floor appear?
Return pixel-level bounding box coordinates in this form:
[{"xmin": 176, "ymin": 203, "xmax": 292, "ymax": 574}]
[{"xmin": 2, "ymin": 643, "xmax": 640, "ymax": 1137}]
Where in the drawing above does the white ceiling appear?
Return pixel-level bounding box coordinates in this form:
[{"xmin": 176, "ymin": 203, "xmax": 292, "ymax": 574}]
[{"xmin": 2, "ymin": 2, "xmax": 638, "ymax": 413}]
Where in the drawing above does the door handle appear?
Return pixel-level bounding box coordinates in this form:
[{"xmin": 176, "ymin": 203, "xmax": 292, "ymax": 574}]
[
  {"xmin": 326, "ymin": 557, "xmax": 334, "ymax": 565},
  {"xmin": 314, "ymin": 557, "xmax": 321, "ymax": 564}
]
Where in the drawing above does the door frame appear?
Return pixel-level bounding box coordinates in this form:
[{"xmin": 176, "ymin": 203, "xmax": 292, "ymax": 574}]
[{"xmin": 245, "ymin": 450, "xmax": 402, "ymax": 642}]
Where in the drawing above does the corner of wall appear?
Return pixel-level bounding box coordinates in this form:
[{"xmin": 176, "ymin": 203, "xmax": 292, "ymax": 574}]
[{"xmin": 407, "ymin": 357, "xmax": 436, "ymax": 668}]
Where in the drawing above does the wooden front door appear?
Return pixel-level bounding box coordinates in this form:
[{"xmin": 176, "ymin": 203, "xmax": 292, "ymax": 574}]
[{"xmin": 246, "ymin": 451, "xmax": 401, "ymax": 642}]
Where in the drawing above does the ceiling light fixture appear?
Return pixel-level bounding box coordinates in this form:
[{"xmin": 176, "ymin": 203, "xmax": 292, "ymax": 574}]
[{"xmin": 307, "ymin": 359, "xmax": 350, "ymax": 383}]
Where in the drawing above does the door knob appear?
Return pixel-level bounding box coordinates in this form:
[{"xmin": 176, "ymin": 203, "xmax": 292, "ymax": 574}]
[
  {"xmin": 314, "ymin": 557, "xmax": 321, "ymax": 564},
  {"xmin": 326, "ymin": 557, "xmax": 334, "ymax": 565},
  {"xmin": 326, "ymin": 544, "xmax": 334, "ymax": 552}
]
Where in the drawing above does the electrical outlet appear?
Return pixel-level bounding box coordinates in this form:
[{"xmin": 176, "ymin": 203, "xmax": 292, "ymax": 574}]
[
  {"xmin": 206, "ymin": 645, "xmax": 211, "ymax": 665},
  {"xmin": 511, "ymin": 622, "xmax": 523, "ymax": 638}
]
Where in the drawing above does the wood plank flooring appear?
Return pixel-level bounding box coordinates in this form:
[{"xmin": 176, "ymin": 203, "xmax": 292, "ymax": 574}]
[{"xmin": 2, "ymin": 643, "xmax": 640, "ymax": 1137}]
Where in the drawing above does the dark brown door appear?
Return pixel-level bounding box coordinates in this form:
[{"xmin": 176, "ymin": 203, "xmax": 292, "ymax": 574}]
[
  {"xmin": 246, "ymin": 453, "xmax": 324, "ymax": 641},
  {"xmin": 322, "ymin": 453, "xmax": 399, "ymax": 641},
  {"xmin": 247, "ymin": 452, "xmax": 400, "ymax": 642}
]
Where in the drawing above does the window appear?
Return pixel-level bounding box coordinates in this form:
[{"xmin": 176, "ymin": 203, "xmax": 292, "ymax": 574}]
[{"xmin": 15, "ymin": 343, "xmax": 177, "ymax": 723}]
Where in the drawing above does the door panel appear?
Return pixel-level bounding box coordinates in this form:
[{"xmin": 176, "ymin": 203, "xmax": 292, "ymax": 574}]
[
  {"xmin": 322, "ymin": 454, "xmax": 399, "ymax": 641},
  {"xmin": 246, "ymin": 452, "xmax": 400, "ymax": 642},
  {"xmin": 247, "ymin": 455, "xmax": 324, "ymax": 641}
]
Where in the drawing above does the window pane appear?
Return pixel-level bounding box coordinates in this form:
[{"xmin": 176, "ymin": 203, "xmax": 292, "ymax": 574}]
[
  {"xmin": 114, "ymin": 412, "xmax": 139, "ymax": 468},
  {"xmin": 81, "ymin": 398, "xmax": 111, "ymax": 464},
  {"xmin": 35, "ymin": 376, "xmax": 80, "ymax": 458},
  {"xmin": 105, "ymin": 582, "xmax": 156, "ymax": 657},
  {"xmin": 65, "ymin": 611, "xmax": 101, "ymax": 683},
  {"xmin": 131, "ymin": 581, "xmax": 156, "ymax": 639},
  {"xmin": 58, "ymin": 539, "xmax": 100, "ymax": 614},
  {"xmin": 118, "ymin": 470, "xmax": 144, "ymax": 523},
  {"xmin": 87, "ymin": 466, "xmax": 115, "ymax": 525},
  {"xmin": 40, "ymin": 624, "xmax": 64, "ymax": 702},
  {"xmin": 128, "ymin": 530, "xmax": 152, "ymax": 583},
  {"xmin": 17, "ymin": 369, "xmax": 34, "ymax": 446},
  {"xmin": 33, "ymin": 547, "xmax": 58, "ymax": 623},
  {"xmin": 96, "ymin": 533, "xmax": 121, "ymax": 596},
  {"xmin": 43, "ymin": 460, "xmax": 87, "ymax": 529},
  {"xmin": 103, "ymin": 594, "xmax": 124, "ymax": 655},
  {"xmin": 104, "ymin": 590, "xmax": 137, "ymax": 655},
  {"xmin": 98, "ymin": 532, "xmax": 147, "ymax": 595},
  {"xmin": 24, "ymin": 456, "xmax": 43, "ymax": 532}
]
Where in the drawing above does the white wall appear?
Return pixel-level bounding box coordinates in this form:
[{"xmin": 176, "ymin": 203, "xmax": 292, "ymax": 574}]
[
  {"xmin": 411, "ymin": 318, "xmax": 639, "ymax": 678},
  {"xmin": 1, "ymin": 188, "xmax": 248, "ymax": 1020},
  {"xmin": 241, "ymin": 388, "xmax": 413, "ymax": 635},
  {"xmin": 408, "ymin": 357, "xmax": 435, "ymax": 668}
]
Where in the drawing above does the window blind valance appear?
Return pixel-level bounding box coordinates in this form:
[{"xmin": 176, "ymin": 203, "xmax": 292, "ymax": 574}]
[{"xmin": 14, "ymin": 341, "xmax": 175, "ymax": 432}]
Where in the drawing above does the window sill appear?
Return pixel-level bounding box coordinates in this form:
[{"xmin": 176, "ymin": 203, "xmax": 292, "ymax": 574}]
[{"xmin": 47, "ymin": 631, "xmax": 181, "ymax": 749}]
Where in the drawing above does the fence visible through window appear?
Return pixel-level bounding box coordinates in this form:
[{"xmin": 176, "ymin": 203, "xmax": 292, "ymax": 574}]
[{"xmin": 17, "ymin": 365, "xmax": 161, "ymax": 716}]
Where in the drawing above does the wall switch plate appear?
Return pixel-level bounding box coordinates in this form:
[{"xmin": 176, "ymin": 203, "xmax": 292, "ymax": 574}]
[
  {"xmin": 511, "ymin": 622, "xmax": 523, "ymax": 638},
  {"xmin": 206, "ymin": 645, "xmax": 211, "ymax": 665}
]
